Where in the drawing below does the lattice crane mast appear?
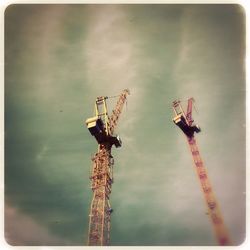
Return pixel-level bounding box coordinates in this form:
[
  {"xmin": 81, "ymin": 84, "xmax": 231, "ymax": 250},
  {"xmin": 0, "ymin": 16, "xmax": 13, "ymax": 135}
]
[
  {"xmin": 85, "ymin": 89, "xmax": 130, "ymax": 246},
  {"xmin": 172, "ymin": 98, "xmax": 231, "ymax": 246}
]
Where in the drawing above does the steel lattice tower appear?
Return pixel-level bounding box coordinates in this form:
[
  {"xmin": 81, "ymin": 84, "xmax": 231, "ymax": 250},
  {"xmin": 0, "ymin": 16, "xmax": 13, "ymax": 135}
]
[
  {"xmin": 85, "ymin": 89, "xmax": 130, "ymax": 245},
  {"xmin": 172, "ymin": 98, "xmax": 231, "ymax": 246}
]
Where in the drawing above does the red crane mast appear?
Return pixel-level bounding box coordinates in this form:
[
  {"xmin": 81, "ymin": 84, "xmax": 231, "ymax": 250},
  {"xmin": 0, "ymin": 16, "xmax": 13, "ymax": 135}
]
[
  {"xmin": 85, "ymin": 89, "xmax": 130, "ymax": 245},
  {"xmin": 172, "ymin": 98, "xmax": 231, "ymax": 245}
]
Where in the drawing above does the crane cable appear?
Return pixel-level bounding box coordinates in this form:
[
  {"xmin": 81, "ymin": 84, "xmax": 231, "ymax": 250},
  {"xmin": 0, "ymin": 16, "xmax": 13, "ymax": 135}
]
[
  {"xmin": 179, "ymin": 98, "xmax": 199, "ymax": 115},
  {"xmin": 107, "ymin": 94, "xmax": 128, "ymax": 112}
]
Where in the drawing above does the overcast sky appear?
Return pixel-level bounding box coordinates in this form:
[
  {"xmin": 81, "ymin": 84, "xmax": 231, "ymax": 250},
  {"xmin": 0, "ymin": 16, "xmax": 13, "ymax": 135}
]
[{"xmin": 4, "ymin": 4, "xmax": 245, "ymax": 246}]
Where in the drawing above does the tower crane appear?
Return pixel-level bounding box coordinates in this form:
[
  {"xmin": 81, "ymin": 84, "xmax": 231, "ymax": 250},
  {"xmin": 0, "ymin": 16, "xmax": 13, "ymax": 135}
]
[
  {"xmin": 172, "ymin": 98, "xmax": 231, "ymax": 246},
  {"xmin": 85, "ymin": 89, "xmax": 130, "ymax": 246}
]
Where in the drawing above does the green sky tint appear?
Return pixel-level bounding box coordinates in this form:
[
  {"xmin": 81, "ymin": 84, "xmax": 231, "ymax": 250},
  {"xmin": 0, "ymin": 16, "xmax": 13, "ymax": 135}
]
[{"xmin": 4, "ymin": 4, "xmax": 245, "ymax": 246}]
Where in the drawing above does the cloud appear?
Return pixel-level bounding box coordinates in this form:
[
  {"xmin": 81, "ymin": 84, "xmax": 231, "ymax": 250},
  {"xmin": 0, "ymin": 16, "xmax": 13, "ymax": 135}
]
[
  {"xmin": 36, "ymin": 145, "xmax": 49, "ymax": 161},
  {"xmin": 83, "ymin": 5, "xmax": 147, "ymax": 153},
  {"xmin": 84, "ymin": 5, "xmax": 138, "ymax": 91},
  {"xmin": 5, "ymin": 204, "xmax": 68, "ymax": 245}
]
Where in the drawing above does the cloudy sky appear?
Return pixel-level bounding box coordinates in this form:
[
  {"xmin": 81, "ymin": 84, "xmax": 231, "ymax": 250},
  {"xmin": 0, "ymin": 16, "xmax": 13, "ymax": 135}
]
[{"xmin": 4, "ymin": 4, "xmax": 245, "ymax": 246}]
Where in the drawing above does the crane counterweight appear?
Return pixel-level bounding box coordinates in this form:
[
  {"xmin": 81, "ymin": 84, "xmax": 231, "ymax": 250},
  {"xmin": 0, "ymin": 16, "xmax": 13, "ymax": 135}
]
[
  {"xmin": 173, "ymin": 114, "xmax": 200, "ymax": 137},
  {"xmin": 172, "ymin": 99, "xmax": 200, "ymax": 137},
  {"xmin": 86, "ymin": 115, "xmax": 122, "ymax": 147}
]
